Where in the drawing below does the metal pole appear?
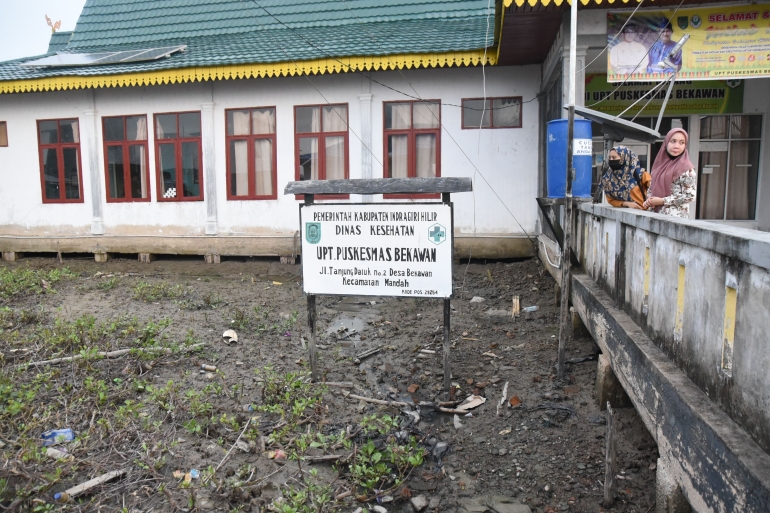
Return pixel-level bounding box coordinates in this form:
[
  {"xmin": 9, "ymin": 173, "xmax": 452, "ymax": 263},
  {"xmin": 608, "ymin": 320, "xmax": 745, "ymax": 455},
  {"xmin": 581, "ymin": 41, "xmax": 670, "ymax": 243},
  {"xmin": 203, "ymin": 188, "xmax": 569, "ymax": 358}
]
[
  {"xmin": 304, "ymin": 193, "xmax": 319, "ymax": 382},
  {"xmin": 443, "ymin": 298, "xmax": 451, "ymax": 396},
  {"xmin": 442, "ymin": 191, "xmax": 452, "ymax": 397},
  {"xmin": 655, "ymin": 73, "xmax": 678, "ymax": 133},
  {"xmin": 557, "ymin": 0, "xmax": 578, "ymax": 380}
]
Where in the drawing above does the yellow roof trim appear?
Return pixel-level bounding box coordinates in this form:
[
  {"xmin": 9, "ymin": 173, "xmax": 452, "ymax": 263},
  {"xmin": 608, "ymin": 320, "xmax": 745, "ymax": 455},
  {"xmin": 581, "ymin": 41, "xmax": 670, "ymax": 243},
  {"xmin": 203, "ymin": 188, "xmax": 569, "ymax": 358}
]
[
  {"xmin": 503, "ymin": 0, "xmax": 637, "ymax": 6},
  {"xmin": 0, "ymin": 50, "xmax": 496, "ymax": 94}
]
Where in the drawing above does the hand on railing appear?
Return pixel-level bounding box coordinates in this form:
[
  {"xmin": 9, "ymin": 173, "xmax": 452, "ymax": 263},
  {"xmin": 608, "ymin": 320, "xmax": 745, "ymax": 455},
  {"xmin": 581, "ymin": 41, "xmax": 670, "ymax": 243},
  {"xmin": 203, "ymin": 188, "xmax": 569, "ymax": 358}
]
[{"xmin": 642, "ymin": 196, "xmax": 665, "ymax": 209}]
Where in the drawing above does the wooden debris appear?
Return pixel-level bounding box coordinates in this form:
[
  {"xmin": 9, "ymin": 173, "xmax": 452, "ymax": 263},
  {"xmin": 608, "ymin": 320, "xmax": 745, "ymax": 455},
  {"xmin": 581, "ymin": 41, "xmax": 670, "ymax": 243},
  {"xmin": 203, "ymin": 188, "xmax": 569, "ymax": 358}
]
[
  {"xmin": 63, "ymin": 469, "xmax": 127, "ymax": 498},
  {"xmin": 603, "ymin": 402, "xmax": 617, "ymax": 508},
  {"xmin": 20, "ymin": 343, "xmax": 205, "ymax": 369}
]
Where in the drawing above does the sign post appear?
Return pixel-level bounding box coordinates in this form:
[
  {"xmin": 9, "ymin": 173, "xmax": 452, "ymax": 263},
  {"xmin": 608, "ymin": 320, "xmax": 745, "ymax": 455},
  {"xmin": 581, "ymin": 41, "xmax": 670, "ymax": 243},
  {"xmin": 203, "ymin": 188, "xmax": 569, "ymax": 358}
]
[{"xmin": 285, "ymin": 178, "xmax": 472, "ymax": 392}]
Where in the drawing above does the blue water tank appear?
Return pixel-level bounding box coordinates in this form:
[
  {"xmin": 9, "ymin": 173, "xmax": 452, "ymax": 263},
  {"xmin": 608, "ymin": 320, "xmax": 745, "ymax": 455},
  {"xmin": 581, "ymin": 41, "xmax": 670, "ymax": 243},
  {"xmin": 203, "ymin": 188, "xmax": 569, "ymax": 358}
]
[{"xmin": 546, "ymin": 119, "xmax": 593, "ymax": 198}]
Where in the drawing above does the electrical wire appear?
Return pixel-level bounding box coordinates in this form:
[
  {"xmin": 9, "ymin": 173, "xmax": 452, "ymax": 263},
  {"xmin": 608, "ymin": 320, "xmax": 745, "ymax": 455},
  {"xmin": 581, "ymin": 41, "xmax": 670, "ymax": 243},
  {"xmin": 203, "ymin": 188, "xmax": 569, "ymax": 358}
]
[
  {"xmin": 587, "ymin": 0, "xmax": 686, "ymax": 109},
  {"xmin": 241, "ymin": 0, "xmax": 538, "ymax": 282},
  {"xmin": 329, "ymin": 0, "xmax": 536, "ymax": 247},
  {"xmin": 237, "ymin": 0, "xmax": 384, "ymax": 172}
]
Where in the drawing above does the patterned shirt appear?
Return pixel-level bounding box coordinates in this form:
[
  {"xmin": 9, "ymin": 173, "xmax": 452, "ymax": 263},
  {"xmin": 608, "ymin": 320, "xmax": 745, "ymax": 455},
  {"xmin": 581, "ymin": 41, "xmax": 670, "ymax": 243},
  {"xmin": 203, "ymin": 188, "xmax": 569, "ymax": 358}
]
[{"xmin": 657, "ymin": 168, "xmax": 696, "ymax": 218}]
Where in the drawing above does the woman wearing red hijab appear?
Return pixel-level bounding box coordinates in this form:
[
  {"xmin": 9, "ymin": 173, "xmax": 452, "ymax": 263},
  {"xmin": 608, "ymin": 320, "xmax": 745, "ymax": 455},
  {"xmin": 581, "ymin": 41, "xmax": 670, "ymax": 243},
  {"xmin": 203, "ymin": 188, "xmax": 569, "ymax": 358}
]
[{"xmin": 643, "ymin": 128, "xmax": 696, "ymax": 218}]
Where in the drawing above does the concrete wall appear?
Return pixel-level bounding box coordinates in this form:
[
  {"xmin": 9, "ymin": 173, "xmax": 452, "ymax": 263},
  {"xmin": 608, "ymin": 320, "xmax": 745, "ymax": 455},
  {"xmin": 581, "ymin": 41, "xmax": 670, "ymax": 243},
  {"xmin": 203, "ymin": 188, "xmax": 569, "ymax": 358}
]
[
  {"xmin": 576, "ymin": 203, "xmax": 770, "ymax": 454},
  {"xmin": 0, "ymin": 66, "xmax": 541, "ymax": 257}
]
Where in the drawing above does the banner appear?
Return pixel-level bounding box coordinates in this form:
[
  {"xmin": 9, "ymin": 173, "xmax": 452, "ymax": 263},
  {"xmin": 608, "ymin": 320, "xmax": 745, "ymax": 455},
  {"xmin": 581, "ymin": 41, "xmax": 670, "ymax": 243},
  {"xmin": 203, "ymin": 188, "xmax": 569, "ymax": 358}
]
[
  {"xmin": 607, "ymin": 5, "xmax": 770, "ymax": 82},
  {"xmin": 585, "ymin": 73, "xmax": 744, "ymax": 115}
]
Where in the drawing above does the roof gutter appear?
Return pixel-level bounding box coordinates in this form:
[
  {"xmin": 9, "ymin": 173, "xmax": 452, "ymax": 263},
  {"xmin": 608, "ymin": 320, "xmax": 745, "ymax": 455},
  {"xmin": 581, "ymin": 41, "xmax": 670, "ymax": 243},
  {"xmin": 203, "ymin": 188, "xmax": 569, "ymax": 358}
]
[{"xmin": 0, "ymin": 50, "xmax": 497, "ymax": 94}]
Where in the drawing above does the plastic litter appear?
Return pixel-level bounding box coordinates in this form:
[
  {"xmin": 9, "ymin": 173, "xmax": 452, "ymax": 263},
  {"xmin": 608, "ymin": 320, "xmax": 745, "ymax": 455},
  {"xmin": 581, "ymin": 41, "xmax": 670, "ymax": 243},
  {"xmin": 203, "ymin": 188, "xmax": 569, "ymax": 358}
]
[
  {"xmin": 54, "ymin": 492, "xmax": 70, "ymax": 503},
  {"xmin": 522, "ymin": 306, "xmax": 539, "ymax": 313},
  {"xmin": 200, "ymin": 364, "xmax": 217, "ymax": 372},
  {"xmin": 42, "ymin": 428, "xmax": 74, "ymax": 446},
  {"xmin": 222, "ymin": 329, "xmax": 238, "ymax": 344}
]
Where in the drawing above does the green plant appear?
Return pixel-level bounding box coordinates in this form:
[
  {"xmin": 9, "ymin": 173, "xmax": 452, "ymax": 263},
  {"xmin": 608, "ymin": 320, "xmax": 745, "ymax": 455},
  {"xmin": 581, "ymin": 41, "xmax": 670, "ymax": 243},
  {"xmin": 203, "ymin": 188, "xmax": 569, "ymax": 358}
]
[
  {"xmin": 95, "ymin": 276, "xmax": 120, "ymax": 290},
  {"xmin": 360, "ymin": 414, "xmax": 398, "ymax": 435},
  {"xmin": 230, "ymin": 307, "xmax": 250, "ymax": 330},
  {"xmin": 0, "ymin": 266, "xmax": 75, "ymax": 299},
  {"xmin": 132, "ymin": 281, "xmax": 185, "ymax": 302},
  {"xmin": 270, "ymin": 469, "xmax": 333, "ymax": 513},
  {"xmin": 256, "ymin": 367, "xmax": 325, "ymax": 443}
]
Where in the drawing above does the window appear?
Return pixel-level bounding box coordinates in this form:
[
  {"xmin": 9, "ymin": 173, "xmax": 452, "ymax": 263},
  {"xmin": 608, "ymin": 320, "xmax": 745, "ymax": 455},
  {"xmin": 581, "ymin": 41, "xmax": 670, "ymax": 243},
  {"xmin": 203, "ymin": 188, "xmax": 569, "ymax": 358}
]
[
  {"xmin": 697, "ymin": 115, "xmax": 762, "ymax": 221},
  {"xmin": 383, "ymin": 101, "xmax": 440, "ymax": 198},
  {"xmin": 103, "ymin": 116, "xmax": 150, "ymax": 202},
  {"xmin": 155, "ymin": 112, "xmax": 203, "ymax": 201},
  {"xmin": 0, "ymin": 121, "xmax": 7, "ymax": 147},
  {"xmin": 37, "ymin": 119, "xmax": 83, "ymax": 203},
  {"xmin": 294, "ymin": 104, "xmax": 348, "ymax": 196},
  {"xmin": 226, "ymin": 107, "xmax": 276, "ymax": 199},
  {"xmin": 462, "ymin": 97, "xmax": 522, "ymax": 129}
]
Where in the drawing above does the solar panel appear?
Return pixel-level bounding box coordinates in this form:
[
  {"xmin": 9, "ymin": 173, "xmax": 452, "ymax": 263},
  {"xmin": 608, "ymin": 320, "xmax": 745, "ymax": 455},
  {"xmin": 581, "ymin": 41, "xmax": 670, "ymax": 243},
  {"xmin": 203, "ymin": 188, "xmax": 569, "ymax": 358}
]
[{"xmin": 21, "ymin": 45, "xmax": 187, "ymax": 68}]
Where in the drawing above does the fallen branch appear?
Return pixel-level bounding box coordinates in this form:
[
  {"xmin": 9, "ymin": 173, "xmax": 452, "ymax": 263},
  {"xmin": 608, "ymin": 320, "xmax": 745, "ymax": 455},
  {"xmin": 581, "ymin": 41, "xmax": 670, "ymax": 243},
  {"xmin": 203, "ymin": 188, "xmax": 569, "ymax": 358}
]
[
  {"xmin": 320, "ymin": 381, "xmax": 354, "ymax": 388},
  {"xmin": 305, "ymin": 454, "xmax": 343, "ymax": 463},
  {"xmin": 215, "ymin": 417, "xmax": 252, "ymax": 473},
  {"xmin": 353, "ymin": 347, "xmax": 381, "ymax": 364},
  {"xmin": 64, "ymin": 469, "xmax": 127, "ymax": 498},
  {"xmin": 439, "ymin": 407, "xmax": 470, "ymax": 414},
  {"xmin": 346, "ymin": 394, "xmax": 410, "ymax": 408},
  {"xmin": 335, "ymin": 490, "xmax": 353, "ymax": 501},
  {"xmin": 20, "ymin": 343, "xmax": 205, "ymax": 369}
]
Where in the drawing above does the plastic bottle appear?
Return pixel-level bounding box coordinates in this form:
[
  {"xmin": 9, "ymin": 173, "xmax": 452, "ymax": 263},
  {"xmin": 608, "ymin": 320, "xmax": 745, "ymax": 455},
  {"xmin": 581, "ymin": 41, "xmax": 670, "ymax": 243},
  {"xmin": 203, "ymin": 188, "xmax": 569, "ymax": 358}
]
[{"xmin": 54, "ymin": 492, "xmax": 70, "ymax": 503}]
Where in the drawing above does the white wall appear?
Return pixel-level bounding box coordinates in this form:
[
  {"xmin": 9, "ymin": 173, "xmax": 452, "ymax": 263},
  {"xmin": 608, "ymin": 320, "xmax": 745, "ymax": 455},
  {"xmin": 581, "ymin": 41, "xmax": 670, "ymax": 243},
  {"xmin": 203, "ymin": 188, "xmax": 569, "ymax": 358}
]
[
  {"xmin": 745, "ymin": 78, "xmax": 770, "ymax": 231},
  {"xmin": 0, "ymin": 65, "xmax": 541, "ymax": 238}
]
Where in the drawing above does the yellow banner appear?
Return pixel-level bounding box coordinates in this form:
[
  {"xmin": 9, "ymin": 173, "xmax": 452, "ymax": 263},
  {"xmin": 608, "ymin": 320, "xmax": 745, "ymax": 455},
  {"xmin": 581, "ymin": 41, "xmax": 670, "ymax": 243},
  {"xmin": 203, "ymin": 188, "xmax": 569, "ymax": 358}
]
[{"xmin": 607, "ymin": 5, "xmax": 770, "ymax": 82}]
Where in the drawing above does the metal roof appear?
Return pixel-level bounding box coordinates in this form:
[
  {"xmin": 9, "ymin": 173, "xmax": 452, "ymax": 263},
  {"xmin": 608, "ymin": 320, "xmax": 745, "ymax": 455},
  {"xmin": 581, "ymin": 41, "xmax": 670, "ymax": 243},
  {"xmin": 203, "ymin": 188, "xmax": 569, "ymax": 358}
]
[{"xmin": 0, "ymin": 0, "xmax": 495, "ymax": 90}]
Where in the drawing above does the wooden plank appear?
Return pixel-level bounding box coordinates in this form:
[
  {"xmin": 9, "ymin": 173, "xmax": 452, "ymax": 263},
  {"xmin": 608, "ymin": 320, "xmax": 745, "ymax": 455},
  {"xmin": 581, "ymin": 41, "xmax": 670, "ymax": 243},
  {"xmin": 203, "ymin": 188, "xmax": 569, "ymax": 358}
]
[{"xmin": 284, "ymin": 177, "xmax": 472, "ymax": 196}]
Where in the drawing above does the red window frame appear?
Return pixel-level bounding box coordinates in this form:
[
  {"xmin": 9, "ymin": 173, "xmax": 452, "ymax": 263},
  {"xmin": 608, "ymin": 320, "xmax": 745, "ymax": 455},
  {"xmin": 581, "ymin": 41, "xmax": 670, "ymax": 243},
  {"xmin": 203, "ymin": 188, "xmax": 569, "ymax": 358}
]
[
  {"xmin": 102, "ymin": 115, "xmax": 151, "ymax": 203},
  {"xmin": 154, "ymin": 111, "xmax": 204, "ymax": 202},
  {"xmin": 461, "ymin": 97, "xmax": 523, "ymax": 129},
  {"xmin": 225, "ymin": 107, "xmax": 278, "ymax": 200},
  {"xmin": 382, "ymin": 100, "xmax": 441, "ymax": 199},
  {"xmin": 36, "ymin": 118, "xmax": 84, "ymax": 204},
  {"xmin": 293, "ymin": 103, "xmax": 350, "ymax": 200}
]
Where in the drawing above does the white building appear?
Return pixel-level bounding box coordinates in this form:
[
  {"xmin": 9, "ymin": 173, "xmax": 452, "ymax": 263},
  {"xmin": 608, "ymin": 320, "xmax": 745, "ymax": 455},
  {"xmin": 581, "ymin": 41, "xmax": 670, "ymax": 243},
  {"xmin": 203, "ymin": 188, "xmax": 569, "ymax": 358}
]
[{"xmin": 0, "ymin": 0, "xmax": 541, "ymax": 261}]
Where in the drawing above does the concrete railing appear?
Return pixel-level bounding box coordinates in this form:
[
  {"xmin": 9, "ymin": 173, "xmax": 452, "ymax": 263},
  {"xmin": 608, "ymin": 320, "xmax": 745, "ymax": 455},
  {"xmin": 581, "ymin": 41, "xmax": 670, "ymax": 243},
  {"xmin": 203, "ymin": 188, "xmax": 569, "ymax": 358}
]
[{"xmin": 575, "ymin": 203, "xmax": 770, "ymax": 455}]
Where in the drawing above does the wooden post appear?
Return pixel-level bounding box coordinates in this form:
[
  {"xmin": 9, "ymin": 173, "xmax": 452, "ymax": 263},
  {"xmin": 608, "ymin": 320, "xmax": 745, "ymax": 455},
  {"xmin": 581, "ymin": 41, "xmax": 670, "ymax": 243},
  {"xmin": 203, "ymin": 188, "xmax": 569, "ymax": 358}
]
[
  {"xmin": 307, "ymin": 294, "xmax": 319, "ymax": 382},
  {"xmin": 443, "ymin": 298, "xmax": 451, "ymax": 396},
  {"xmin": 304, "ymin": 193, "xmax": 319, "ymax": 382},
  {"xmin": 557, "ymin": 105, "xmax": 576, "ymax": 380},
  {"xmin": 442, "ymin": 191, "xmax": 452, "ymax": 397},
  {"xmin": 603, "ymin": 402, "xmax": 617, "ymax": 508}
]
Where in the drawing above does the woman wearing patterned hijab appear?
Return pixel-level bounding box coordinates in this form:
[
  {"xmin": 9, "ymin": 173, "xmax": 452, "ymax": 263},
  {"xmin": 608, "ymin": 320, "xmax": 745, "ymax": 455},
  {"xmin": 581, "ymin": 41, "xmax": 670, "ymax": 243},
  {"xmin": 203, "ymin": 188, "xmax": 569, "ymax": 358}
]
[
  {"xmin": 643, "ymin": 128, "xmax": 696, "ymax": 218},
  {"xmin": 601, "ymin": 146, "xmax": 650, "ymax": 209}
]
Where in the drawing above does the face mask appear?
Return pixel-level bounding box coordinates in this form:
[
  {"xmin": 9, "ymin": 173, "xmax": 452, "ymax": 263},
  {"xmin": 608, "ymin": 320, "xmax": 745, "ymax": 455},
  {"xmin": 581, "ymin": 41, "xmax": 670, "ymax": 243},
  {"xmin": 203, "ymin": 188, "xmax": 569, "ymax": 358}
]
[{"xmin": 608, "ymin": 159, "xmax": 622, "ymax": 170}]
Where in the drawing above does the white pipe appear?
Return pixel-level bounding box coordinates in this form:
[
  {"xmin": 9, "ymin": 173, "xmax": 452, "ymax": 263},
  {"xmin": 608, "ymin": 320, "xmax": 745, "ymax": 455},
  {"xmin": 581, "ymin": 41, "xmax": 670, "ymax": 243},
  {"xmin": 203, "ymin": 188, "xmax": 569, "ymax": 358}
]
[{"xmin": 568, "ymin": 0, "xmax": 578, "ymax": 107}]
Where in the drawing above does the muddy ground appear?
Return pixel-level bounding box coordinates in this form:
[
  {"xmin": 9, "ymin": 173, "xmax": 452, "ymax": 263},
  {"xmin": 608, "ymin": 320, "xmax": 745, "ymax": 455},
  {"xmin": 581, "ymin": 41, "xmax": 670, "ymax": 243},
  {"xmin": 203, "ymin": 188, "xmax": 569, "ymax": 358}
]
[{"xmin": 0, "ymin": 255, "xmax": 658, "ymax": 512}]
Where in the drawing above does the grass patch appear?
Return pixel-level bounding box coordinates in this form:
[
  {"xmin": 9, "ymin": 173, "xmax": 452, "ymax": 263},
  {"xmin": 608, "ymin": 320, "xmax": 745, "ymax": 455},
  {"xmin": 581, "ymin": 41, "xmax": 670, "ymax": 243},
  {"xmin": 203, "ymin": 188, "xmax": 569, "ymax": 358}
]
[
  {"xmin": 177, "ymin": 292, "xmax": 226, "ymax": 310},
  {"xmin": 132, "ymin": 281, "xmax": 185, "ymax": 302},
  {"xmin": 95, "ymin": 276, "xmax": 120, "ymax": 291},
  {"xmin": 0, "ymin": 266, "xmax": 75, "ymax": 300}
]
